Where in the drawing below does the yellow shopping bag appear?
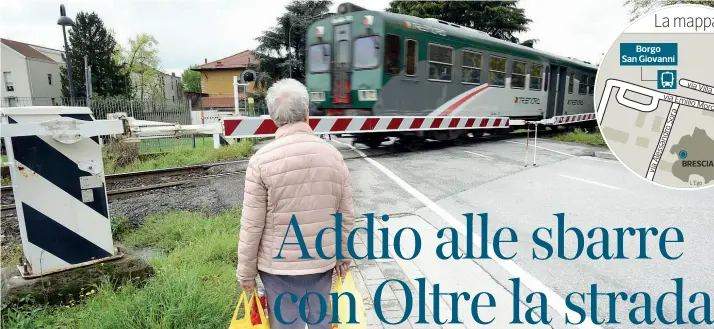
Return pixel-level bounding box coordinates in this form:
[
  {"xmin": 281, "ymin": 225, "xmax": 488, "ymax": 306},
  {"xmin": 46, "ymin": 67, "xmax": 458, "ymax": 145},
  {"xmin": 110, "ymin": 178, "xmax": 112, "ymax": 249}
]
[
  {"xmin": 331, "ymin": 272, "xmax": 367, "ymax": 329},
  {"xmin": 229, "ymin": 289, "xmax": 269, "ymax": 329}
]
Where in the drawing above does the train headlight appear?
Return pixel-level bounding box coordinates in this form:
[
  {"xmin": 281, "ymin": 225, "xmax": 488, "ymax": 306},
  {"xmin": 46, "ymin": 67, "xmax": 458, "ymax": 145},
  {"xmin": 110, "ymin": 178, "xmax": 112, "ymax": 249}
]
[
  {"xmin": 310, "ymin": 92, "xmax": 326, "ymax": 102},
  {"xmin": 358, "ymin": 89, "xmax": 378, "ymax": 101}
]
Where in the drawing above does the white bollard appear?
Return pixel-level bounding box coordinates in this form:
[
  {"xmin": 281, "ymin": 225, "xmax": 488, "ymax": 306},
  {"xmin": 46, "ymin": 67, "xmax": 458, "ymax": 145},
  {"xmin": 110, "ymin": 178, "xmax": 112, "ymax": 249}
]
[{"xmin": 213, "ymin": 133, "xmax": 220, "ymax": 149}]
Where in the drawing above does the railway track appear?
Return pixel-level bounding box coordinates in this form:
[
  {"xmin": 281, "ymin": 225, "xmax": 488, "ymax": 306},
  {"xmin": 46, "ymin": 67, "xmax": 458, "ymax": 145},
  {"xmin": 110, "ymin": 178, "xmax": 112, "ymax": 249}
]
[
  {"xmin": 0, "ymin": 128, "xmax": 566, "ymax": 212},
  {"xmin": 0, "ymin": 160, "xmax": 250, "ymax": 212}
]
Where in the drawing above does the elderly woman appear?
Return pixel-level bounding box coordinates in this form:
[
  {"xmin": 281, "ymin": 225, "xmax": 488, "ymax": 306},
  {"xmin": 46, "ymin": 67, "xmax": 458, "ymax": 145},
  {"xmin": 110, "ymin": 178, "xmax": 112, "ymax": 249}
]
[{"xmin": 237, "ymin": 78, "xmax": 356, "ymax": 329}]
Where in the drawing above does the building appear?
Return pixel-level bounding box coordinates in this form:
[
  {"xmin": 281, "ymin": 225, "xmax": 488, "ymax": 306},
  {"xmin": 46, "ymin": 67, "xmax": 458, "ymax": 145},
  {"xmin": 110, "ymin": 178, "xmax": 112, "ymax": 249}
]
[
  {"xmin": 128, "ymin": 66, "xmax": 183, "ymax": 101},
  {"xmin": 191, "ymin": 50, "xmax": 258, "ymax": 110},
  {"xmin": 1, "ymin": 38, "xmax": 64, "ymax": 107}
]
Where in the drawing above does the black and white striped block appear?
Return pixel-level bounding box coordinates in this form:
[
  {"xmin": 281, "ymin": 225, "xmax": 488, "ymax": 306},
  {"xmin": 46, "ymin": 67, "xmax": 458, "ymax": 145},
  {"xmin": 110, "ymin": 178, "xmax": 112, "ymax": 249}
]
[{"xmin": 2, "ymin": 107, "xmax": 116, "ymax": 276}]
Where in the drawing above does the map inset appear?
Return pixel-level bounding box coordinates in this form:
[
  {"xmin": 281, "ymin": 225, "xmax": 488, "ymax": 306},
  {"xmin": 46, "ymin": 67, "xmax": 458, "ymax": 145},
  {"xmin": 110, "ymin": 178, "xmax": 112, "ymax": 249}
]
[{"xmin": 595, "ymin": 4, "xmax": 714, "ymax": 189}]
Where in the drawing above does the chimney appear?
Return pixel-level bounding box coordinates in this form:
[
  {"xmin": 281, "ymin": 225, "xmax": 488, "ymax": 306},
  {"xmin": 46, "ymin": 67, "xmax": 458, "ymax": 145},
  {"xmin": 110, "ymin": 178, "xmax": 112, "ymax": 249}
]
[
  {"xmin": 216, "ymin": 60, "xmax": 222, "ymax": 66},
  {"xmin": 204, "ymin": 58, "xmax": 207, "ymax": 64}
]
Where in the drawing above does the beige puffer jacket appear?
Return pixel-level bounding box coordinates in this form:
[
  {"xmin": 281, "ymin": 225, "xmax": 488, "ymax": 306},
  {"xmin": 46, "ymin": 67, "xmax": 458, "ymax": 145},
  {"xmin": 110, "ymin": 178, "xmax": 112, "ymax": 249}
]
[{"xmin": 236, "ymin": 121, "xmax": 355, "ymax": 283}]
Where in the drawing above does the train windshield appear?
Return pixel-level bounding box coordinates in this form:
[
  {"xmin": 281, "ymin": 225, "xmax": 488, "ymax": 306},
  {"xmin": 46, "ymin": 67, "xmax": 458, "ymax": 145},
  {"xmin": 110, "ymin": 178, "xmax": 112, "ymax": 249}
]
[
  {"xmin": 308, "ymin": 44, "xmax": 331, "ymax": 73},
  {"xmin": 353, "ymin": 36, "xmax": 380, "ymax": 69}
]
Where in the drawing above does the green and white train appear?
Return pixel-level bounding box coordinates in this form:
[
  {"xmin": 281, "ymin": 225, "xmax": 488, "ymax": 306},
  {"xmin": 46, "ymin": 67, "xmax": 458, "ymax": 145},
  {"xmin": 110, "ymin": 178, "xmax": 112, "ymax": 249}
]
[{"xmin": 305, "ymin": 2, "xmax": 598, "ymax": 147}]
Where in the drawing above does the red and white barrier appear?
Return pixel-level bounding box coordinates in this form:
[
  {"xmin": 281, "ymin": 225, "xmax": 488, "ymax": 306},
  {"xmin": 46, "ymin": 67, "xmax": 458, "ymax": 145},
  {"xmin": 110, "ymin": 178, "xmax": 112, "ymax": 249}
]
[
  {"xmin": 222, "ymin": 116, "xmax": 510, "ymax": 137},
  {"xmin": 551, "ymin": 113, "xmax": 596, "ymax": 124}
]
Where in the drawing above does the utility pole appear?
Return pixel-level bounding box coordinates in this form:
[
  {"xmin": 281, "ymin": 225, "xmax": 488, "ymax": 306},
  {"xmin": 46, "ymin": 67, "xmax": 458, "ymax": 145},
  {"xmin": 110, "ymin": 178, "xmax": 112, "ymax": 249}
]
[{"xmin": 84, "ymin": 55, "xmax": 92, "ymax": 106}]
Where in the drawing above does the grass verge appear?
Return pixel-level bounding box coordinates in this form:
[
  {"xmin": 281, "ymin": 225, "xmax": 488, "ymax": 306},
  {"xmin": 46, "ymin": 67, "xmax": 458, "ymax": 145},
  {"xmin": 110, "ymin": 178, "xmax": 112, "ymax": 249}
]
[
  {"xmin": 104, "ymin": 138, "xmax": 256, "ymax": 174},
  {"xmin": 551, "ymin": 129, "xmax": 607, "ymax": 147},
  {"xmin": 1, "ymin": 209, "xmax": 243, "ymax": 329}
]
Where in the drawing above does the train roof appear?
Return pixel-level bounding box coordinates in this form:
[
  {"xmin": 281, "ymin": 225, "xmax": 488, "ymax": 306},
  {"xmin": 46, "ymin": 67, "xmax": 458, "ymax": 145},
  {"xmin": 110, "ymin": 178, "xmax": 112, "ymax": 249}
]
[{"xmin": 322, "ymin": 3, "xmax": 599, "ymax": 72}]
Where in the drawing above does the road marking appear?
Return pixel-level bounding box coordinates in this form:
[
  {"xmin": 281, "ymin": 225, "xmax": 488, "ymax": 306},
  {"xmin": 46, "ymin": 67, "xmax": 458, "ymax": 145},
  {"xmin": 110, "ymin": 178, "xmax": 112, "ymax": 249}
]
[
  {"xmin": 330, "ymin": 139, "xmax": 603, "ymax": 329},
  {"xmin": 464, "ymin": 151, "xmax": 494, "ymax": 159},
  {"xmin": 503, "ymin": 140, "xmax": 576, "ymax": 157},
  {"xmin": 559, "ymin": 174, "xmax": 621, "ymax": 190}
]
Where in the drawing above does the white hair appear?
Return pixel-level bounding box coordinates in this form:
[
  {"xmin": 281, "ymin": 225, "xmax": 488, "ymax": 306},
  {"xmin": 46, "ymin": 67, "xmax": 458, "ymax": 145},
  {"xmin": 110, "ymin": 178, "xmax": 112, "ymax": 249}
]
[{"xmin": 266, "ymin": 78, "xmax": 309, "ymax": 127}]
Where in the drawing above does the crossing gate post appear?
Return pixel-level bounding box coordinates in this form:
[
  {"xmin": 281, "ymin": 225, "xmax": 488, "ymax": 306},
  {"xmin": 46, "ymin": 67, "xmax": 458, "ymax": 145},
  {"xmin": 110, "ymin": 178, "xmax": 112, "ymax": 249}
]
[
  {"xmin": 533, "ymin": 122, "xmax": 538, "ymax": 166},
  {"xmin": 1, "ymin": 107, "xmax": 125, "ymax": 278},
  {"xmin": 524, "ymin": 124, "xmax": 530, "ymax": 167}
]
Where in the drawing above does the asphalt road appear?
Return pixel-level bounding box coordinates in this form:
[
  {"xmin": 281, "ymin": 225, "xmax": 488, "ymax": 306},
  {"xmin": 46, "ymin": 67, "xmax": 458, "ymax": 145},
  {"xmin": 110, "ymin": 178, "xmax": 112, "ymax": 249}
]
[{"xmin": 329, "ymin": 136, "xmax": 714, "ymax": 329}]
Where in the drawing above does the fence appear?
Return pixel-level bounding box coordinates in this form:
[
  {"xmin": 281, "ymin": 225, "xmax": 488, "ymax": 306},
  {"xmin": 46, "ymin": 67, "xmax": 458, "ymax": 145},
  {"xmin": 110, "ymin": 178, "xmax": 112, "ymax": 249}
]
[
  {"xmin": 192, "ymin": 96, "xmax": 269, "ymax": 117},
  {"xmin": 0, "ymin": 94, "xmax": 272, "ymax": 155},
  {"xmin": 2, "ymin": 96, "xmax": 197, "ymax": 154}
]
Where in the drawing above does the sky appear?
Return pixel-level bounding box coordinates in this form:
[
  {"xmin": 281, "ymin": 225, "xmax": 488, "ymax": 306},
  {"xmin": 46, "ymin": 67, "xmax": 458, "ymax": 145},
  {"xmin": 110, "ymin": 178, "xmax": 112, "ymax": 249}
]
[{"xmin": 0, "ymin": 0, "xmax": 632, "ymax": 77}]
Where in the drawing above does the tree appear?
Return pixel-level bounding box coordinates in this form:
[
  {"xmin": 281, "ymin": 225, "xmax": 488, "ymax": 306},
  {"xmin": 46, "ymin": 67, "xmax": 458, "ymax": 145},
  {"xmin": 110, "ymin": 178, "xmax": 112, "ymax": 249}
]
[
  {"xmin": 624, "ymin": 0, "xmax": 714, "ymax": 21},
  {"xmin": 60, "ymin": 12, "xmax": 129, "ymax": 99},
  {"xmin": 254, "ymin": 0, "xmax": 333, "ymax": 88},
  {"xmin": 182, "ymin": 65, "xmax": 201, "ymax": 93},
  {"xmin": 386, "ymin": 1, "xmax": 532, "ymax": 44},
  {"xmin": 121, "ymin": 33, "xmax": 162, "ymax": 100}
]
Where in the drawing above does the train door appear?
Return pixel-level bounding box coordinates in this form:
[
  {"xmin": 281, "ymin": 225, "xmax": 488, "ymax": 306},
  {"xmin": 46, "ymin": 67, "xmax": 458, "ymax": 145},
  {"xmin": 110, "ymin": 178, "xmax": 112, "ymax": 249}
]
[
  {"xmin": 555, "ymin": 67, "xmax": 567, "ymax": 116},
  {"xmin": 546, "ymin": 65, "xmax": 567, "ymax": 118},
  {"xmin": 332, "ymin": 24, "xmax": 352, "ymax": 105}
]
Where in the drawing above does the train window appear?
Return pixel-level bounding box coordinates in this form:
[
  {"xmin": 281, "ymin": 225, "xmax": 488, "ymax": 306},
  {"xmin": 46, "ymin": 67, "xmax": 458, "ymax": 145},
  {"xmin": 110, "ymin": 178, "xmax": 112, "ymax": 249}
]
[
  {"xmin": 511, "ymin": 60, "xmax": 526, "ymax": 89},
  {"xmin": 488, "ymin": 55, "xmax": 506, "ymax": 87},
  {"xmin": 461, "ymin": 50, "xmax": 482, "ymax": 84},
  {"xmin": 578, "ymin": 73, "xmax": 587, "ymax": 94},
  {"xmin": 568, "ymin": 72, "xmax": 574, "ymax": 94},
  {"xmin": 384, "ymin": 34, "xmax": 401, "ymax": 75},
  {"xmin": 428, "ymin": 43, "xmax": 453, "ymax": 82},
  {"xmin": 405, "ymin": 39, "xmax": 417, "ymax": 76},
  {"xmin": 353, "ymin": 36, "xmax": 381, "ymax": 69},
  {"xmin": 529, "ymin": 64, "xmax": 543, "ymax": 90},
  {"xmin": 308, "ymin": 44, "xmax": 331, "ymax": 73},
  {"xmin": 588, "ymin": 75, "xmax": 595, "ymax": 95}
]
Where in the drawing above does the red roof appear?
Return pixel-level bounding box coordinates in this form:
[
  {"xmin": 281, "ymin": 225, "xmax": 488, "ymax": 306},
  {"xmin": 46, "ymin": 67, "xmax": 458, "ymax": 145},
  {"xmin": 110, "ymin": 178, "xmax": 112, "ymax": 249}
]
[
  {"xmin": 1, "ymin": 38, "xmax": 55, "ymax": 62},
  {"xmin": 194, "ymin": 50, "xmax": 258, "ymax": 70}
]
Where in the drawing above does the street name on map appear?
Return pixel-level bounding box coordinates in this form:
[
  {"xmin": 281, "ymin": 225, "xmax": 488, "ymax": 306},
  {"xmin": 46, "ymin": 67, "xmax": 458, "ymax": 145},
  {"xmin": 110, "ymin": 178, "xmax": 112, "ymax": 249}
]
[
  {"xmin": 620, "ymin": 43, "xmax": 678, "ymax": 65},
  {"xmin": 654, "ymin": 13, "xmax": 714, "ymax": 31},
  {"xmin": 662, "ymin": 94, "xmax": 714, "ymax": 111}
]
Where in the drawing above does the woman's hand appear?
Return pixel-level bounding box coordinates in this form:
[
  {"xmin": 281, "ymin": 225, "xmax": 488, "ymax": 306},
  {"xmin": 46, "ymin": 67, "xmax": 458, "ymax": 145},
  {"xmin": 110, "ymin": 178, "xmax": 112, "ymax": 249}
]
[
  {"xmin": 334, "ymin": 260, "xmax": 351, "ymax": 277},
  {"xmin": 240, "ymin": 279, "xmax": 257, "ymax": 292}
]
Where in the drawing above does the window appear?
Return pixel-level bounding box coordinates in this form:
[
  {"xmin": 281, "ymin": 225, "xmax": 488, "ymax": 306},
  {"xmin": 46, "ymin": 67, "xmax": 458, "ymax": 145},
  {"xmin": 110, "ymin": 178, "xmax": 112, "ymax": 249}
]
[
  {"xmin": 47, "ymin": 74, "xmax": 52, "ymax": 85},
  {"xmin": 337, "ymin": 40, "xmax": 349, "ymax": 64},
  {"xmin": 428, "ymin": 43, "xmax": 453, "ymax": 82},
  {"xmin": 588, "ymin": 75, "xmax": 595, "ymax": 95},
  {"xmin": 511, "ymin": 60, "xmax": 526, "ymax": 89},
  {"xmin": 461, "ymin": 50, "xmax": 482, "ymax": 84},
  {"xmin": 488, "ymin": 55, "xmax": 506, "ymax": 87},
  {"xmin": 544, "ymin": 66, "xmax": 550, "ymax": 92},
  {"xmin": 3, "ymin": 72, "xmax": 14, "ymax": 92},
  {"xmin": 578, "ymin": 73, "xmax": 587, "ymax": 94},
  {"xmin": 529, "ymin": 64, "xmax": 543, "ymax": 90},
  {"xmin": 353, "ymin": 36, "xmax": 380, "ymax": 69},
  {"xmin": 384, "ymin": 34, "xmax": 401, "ymax": 75},
  {"xmin": 405, "ymin": 39, "xmax": 417, "ymax": 76},
  {"xmin": 568, "ymin": 72, "xmax": 574, "ymax": 94},
  {"xmin": 308, "ymin": 44, "xmax": 331, "ymax": 72}
]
